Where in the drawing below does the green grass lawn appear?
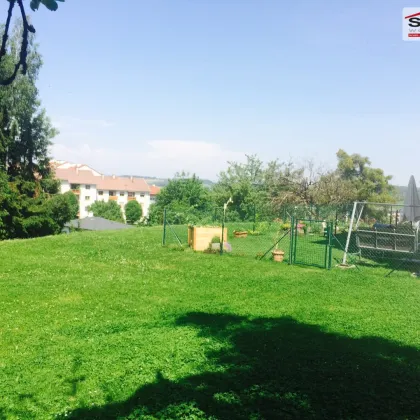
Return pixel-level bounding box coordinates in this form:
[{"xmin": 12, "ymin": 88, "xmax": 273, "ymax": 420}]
[{"xmin": 0, "ymin": 227, "xmax": 419, "ymax": 419}]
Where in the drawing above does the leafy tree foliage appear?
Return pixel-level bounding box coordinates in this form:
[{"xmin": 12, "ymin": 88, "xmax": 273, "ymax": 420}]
[
  {"xmin": 0, "ymin": 21, "xmax": 69, "ymax": 239},
  {"xmin": 210, "ymin": 150, "xmax": 396, "ymax": 222},
  {"xmin": 151, "ymin": 172, "xmax": 211, "ymax": 224},
  {"xmin": 125, "ymin": 200, "xmax": 142, "ymax": 224},
  {"xmin": 335, "ymin": 149, "xmax": 396, "ymax": 203},
  {"xmin": 311, "ymin": 172, "xmax": 357, "ymax": 206},
  {"xmin": 212, "ymin": 155, "xmax": 266, "ymax": 220},
  {"xmin": 212, "ymin": 156, "xmax": 327, "ymax": 220},
  {"xmin": 62, "ymin": 191, "xmax": 79, "ymax": 220},
  {"xmin": 30, "ymin": 0, "xmax": 65, "ymax": 12},
  {"xmin": 1, "ymin": 0, "xmax": 65, "ymax": 86},
  {"xmin": 89, "ymin": 200, "xmax": 124, "ymax": 223}
]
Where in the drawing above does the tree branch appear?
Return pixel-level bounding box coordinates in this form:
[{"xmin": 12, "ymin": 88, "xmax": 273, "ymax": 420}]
[
  {"xmin": 0, "ymin": 0, "xmax": 36, "ymax": 86},
  {"xmin": 0, "ymin": 0, "xmax": 16, "ymax": 61}
]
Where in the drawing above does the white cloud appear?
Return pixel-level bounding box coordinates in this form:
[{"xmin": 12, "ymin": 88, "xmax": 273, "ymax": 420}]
[{"xmin": 51, "ymin": 141, "xmax": 246, "ymax": 180}]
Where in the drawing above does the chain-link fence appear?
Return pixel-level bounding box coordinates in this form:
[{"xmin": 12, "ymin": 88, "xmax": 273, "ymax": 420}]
[
  {"xmin": 162, "ymin": 205, "xmax": 345, "ymax": 266},
  {"xmin": 161, "ymin": 202, "xmax": 420, "ymax": 276}
]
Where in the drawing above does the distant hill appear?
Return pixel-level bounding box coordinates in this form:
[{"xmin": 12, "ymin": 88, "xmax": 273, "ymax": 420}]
[{"xmin": 121, "ymin": 175, "xmax": 214, "ymax": 188}]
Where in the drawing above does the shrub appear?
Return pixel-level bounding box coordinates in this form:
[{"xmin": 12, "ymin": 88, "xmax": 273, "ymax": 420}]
[
  {"xmin": 211, "ymin": 235, "xmax": 221, "ymax": 243},
  {"xmin": 62, "ymin": 191, "xmax": 79, "ymax": 219},
  {"xmin": 46, "ymin": 194, "xmax": 75, "ymax": 232},
  {"xmin": 255, "ymin": 221, "xmax": 270, "ymax": 233},
  {"xmin": 125, "ymin": 200, "xmax": 143, "ymax": 224},
  {"xmin": 89, "ymin": 200, "xmax": 124, "ymax": 223},
  {"xmin": 21, "ymin": 215, "xmax": 58, "ymax": 237},
  {"xmin": 310, "ymin": 223, "xmax": 322, "ymax": 235}
]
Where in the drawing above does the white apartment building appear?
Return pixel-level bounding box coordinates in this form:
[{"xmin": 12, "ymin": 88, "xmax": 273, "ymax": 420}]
[{"xmin": 53, "ymin": 161, "xmax": 160, "ymax": 219}]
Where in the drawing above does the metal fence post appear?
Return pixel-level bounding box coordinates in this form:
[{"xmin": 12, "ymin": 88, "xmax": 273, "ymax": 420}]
[
  {"xmin": 293, "ymin": 217, "xmax": 298, "ymax": 265},
  {"xmin": 289, "ymin": 216, "xmax": 295, "ymax": 265},
  {"xmin": 325, "ymin": 221, "xmax": 333, "ymax": 269},
  {"xmin": 335, "ymin": 210, "xmax": 338, "ymax": 235},
  {"xmin": 162, "ymin": 208, "xmax": 167, "ymax": 246},
  {"xmin": 220, "ymin": 216, "xmax": 225, "ymax": 255},
  {"xmin": 328, "ymin": 222, "xmax": 333, "ymax": 269}
]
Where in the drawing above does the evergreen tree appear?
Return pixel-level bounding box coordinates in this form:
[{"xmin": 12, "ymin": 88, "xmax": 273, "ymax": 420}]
[{"xmin": 0, "ymin": 20, "xmax": 70, "ymax": 239}]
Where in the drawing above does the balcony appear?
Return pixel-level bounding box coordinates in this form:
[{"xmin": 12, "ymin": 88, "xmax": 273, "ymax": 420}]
[
  {"xmin": 109, "ymin": 196, "xmax": 118, "ymax": 201},
  {"xmin": 128, "ymin": 196, "xmax": 136, "ymax": 201},
  {"xmin": 71, "ymin": 189, "xmax": 80, "ymax": 195}
]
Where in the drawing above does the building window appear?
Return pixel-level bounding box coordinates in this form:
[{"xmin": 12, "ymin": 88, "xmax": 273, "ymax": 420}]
[
  {"xmin": 86, "ymin": 185, "xmax": 90, "ymax": 190},
  {"xmin": 140, "ymin": 194, "xmax": 145, "ymax": 197},
  {"xmin": 85, "ymin": 196, "xmax": 90, "ymax": 201},
  {"xmin": 128, "ymin": 192, "xmax": 135, "ymax": 197},
  {"xmin": 85, "ymin": 206, "xmax": 89, "ymax": 211},
  {"xmin": 98, "ymin": 191, "xmax": 103, "ymax": 196},
  {"xmin": 70, "ymin": 183, "xmax": 80, "ymax": 190},
  {"xmin": 120, "ymin": 192, "xmax": 125, "ymax": 197},
  {"xmin": 109, "ymin": 191, "xmax": 116, "ymax": 197}
]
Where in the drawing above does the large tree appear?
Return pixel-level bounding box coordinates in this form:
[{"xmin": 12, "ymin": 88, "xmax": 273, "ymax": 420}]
[
  {"xmin": 335, "ymin": 149, "xmax": 396, "ymax": 203},
  {"xmin": 213, "ymin": 156, "xmax": 329, "ymax": 220},
  {"xmin": 0, "ymin": 20, "xmax": 70, "ymax": 239},
  {"xmin": 263, "ymin": 159, "xmax": 324, "ymax": 208},
  {"xmin": 149, "ymin": 172, "xmax": 211, "ymax": 224},
  {"xmin": 212, "ymin": 155, "xmax": 267, "ymax": 220}
]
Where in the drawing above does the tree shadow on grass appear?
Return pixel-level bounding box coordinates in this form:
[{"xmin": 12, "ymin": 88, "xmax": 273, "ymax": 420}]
[{"xmin": 66, "ymin": 313, "xmax": 420, "ymax": 419}]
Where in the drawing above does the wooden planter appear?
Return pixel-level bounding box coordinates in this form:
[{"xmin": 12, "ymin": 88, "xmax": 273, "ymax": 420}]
[
  {"xmin": 188, "ymin": 226, "xmax": 227, "ymax": 251},
  {"xmin": 234, "ymin": 231, "xmax": 248, "ymax": 238},
  {"xmin": 272, "ymin": 249, "xmax": 285, "ymax": 262}
]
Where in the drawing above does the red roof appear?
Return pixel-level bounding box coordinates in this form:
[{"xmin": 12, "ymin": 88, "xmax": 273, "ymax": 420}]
[
  {"xmin": 55, "ymin": 167, "xmax": 150, "ymax": 193},
  {"xmin": 150, "ymin": 185, "xmax": 161, "ymax": 195},
  {"xmin": 97, "ymin": 176, "xmax": 150, "ymax": 193},
  {"xmin": 55, "ymin": 167, "xmax": 102, "ymax": 185}
]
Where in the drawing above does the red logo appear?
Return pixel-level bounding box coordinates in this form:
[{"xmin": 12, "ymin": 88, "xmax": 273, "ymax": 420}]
[{"xmin": 403, "ymin": 9, "xmax": 420, "ymax": 40}]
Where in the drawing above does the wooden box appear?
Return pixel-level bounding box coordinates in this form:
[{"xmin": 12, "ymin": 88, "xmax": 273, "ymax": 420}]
[{"xmin": 188, "ymin": 226, "xmax": 227, "ymax": 251}]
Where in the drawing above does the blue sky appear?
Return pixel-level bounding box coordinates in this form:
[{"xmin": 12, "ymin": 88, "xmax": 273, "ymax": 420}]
[{"xmin": 9, "ymin": 0, "xmax": 420, "ymax": 183}]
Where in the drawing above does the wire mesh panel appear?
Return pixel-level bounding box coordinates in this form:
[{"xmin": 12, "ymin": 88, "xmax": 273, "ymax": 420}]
[
  {"xmin": 223, "ymin": 219, "xmax": 291, "ymax": 261},
  {"xmin": 161, "ymin": 206, "xmax": 293, "ymax": 259},
  {"xmin": 217, "ymin": 209, "xmax": 290, "ymax": 261},
  {"xmin": 162, "ymin": 213, "xmax": 188, "ymax": 247},
  {"xmin": 291, "ymin": 219, "xmax": 333, "ymax": 269}
]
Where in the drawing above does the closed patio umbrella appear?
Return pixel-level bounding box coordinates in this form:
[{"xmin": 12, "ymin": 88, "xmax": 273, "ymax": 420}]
[{"xmin": 403, "ymin": 176, "xmax": 420, "ymax": 223}]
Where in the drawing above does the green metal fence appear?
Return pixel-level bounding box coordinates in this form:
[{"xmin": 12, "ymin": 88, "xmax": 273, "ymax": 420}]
[
  {"xmin": 161, "ymin": 203, "xmax": 420, "ymax": 276},
  {"xmin": 290, "ymin": 218, "xmax": 333, "ymax": 269},
  {"xmin": 162, "ymin": 207, "xmax": 336, "ymax": 269}
]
